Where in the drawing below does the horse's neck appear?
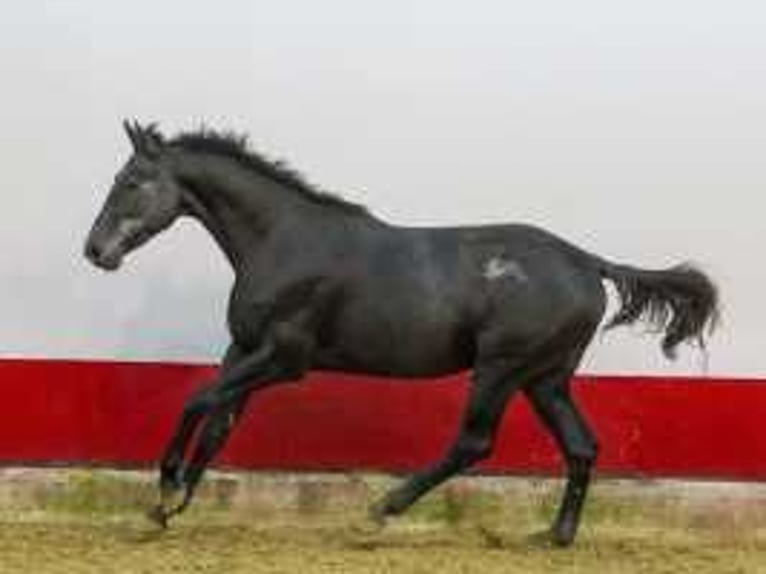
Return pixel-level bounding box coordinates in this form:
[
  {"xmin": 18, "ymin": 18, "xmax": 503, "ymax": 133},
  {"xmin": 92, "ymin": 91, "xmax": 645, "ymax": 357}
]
[
  {"xmin": 175, "ymin": 155, "xmax": 285, "ymax": 268},
  {"xmin": 174, "ymin": 153, "xmax": 334, "ymax": 270}
]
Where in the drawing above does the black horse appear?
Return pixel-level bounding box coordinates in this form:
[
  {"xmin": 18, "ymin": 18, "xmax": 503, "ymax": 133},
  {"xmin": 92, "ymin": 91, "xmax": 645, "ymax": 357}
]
[{"xmin": 85, "ymin": 121, "xmax": 718, "ymax": 546}]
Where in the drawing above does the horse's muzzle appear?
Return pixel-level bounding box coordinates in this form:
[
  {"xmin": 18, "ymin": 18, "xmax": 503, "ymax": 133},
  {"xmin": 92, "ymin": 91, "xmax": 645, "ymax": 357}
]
[{"xmin": 84, "ymin": 239, "xmax": 123, "ymax": 271}]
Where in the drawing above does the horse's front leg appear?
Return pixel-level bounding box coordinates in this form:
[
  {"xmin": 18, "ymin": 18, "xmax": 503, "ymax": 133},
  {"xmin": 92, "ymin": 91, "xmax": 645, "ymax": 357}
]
[
  {"xmin": 151, "ymin": 339, "xmax": 309, "ymax": 526},
  {"xmin": 152, "ymin": 398, "xmax": 250, "ymax": 525},
  {"xmin": 152, "ymin": 278, "xmax": 336, "ymax": 527},
  {"xmin": 150, "ymin": 396, "xmax": 250, "ymax": 527},
  {"xmin": 155, "ymin": 375, "xmax": 292, "ymax": 525},
  {"xmin": 156, "ymin": 344, "xmax": 249, "ymax": 502}
]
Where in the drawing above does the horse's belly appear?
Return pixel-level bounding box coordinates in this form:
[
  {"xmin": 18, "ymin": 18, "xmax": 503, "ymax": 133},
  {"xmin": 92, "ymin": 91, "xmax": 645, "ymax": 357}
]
[{"xmin": 315, "ymin": 299, "xmax": 474, "ymax": 377}]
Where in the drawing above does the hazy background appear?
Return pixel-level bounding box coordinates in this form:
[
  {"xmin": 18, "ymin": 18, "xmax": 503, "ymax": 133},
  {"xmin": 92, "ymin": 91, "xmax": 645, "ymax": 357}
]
[{"xmin": 0, "ymin": 1, "xmax": 762, "ymax": 375}]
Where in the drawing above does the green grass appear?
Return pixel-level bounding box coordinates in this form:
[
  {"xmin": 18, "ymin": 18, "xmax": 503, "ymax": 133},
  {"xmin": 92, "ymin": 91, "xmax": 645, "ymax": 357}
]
[{"xmin": 1, "ymin": 470, "xmax": 765, "ymax": 573}]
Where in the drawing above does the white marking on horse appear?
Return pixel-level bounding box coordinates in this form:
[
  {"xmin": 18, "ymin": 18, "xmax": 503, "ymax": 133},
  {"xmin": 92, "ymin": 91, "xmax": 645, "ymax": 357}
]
[{"xmin": 483, "ymin": 257, "xmax": 528, "ymax": 282}]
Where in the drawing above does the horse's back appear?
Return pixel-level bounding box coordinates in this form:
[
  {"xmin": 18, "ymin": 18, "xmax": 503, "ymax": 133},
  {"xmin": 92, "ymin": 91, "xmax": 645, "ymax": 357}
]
[{"xmin": 315, "ymin": 223, "xmax": 606, "ymax": 376}]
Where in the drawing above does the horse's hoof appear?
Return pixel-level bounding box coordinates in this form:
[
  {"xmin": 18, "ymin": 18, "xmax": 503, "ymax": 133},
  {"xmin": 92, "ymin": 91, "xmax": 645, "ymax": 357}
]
[
  {"xmin": 367, "ymin": 503, "xmax": 391, "ymax": 527},
  {"xmin": 369, "ymin": 493, "xmax": 405, "ymax": 525},
  {"xmin": 146, "ymin": 505, "xmax": 169, "ymax": 530},
  {"xmin": 551, "ymin": 531, "xmax": 576, "ymax": 548},
  {"xmin": 551, "ymin": 521, "xmax": 577, "ymax": 547},
  {"xmin": 348, "ymin": 515, "xmax": 385, "ymax": 538},
  {"xmin": 527, "ymin": 528, "xmax": 575, "ymax": 549},
  {"xmin": 526, "ymin": 522, "xmax": 577, "ymax": 548}
]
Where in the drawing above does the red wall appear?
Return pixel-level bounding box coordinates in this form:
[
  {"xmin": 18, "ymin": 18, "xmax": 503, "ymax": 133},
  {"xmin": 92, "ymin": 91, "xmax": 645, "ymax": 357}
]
[{"xmin": 1, "ymin": 359, "xmax": 764, "ymax": 479}]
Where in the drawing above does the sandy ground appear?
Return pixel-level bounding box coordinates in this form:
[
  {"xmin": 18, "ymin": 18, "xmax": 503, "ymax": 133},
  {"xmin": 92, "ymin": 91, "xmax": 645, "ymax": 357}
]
[{"xmin": 1, "ymin": 470, "xmax": 765, "ymax": 573}]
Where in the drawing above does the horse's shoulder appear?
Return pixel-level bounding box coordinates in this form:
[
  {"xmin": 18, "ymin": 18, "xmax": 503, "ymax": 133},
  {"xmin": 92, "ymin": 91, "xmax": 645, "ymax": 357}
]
[{"xmin": 227, "ymin": 271, "xmax": 346, "ymax": 346}]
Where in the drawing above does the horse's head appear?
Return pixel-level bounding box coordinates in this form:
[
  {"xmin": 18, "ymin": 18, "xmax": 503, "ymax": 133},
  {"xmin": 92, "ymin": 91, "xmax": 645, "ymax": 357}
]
[{"xmin": 85, "ymin": 121, "xmax": 185, "ymax": 271}]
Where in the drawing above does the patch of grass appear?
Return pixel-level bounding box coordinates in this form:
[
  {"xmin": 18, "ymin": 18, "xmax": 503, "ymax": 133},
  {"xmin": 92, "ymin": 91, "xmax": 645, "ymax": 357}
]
[
  {"xmin": 4, "ymin": 470, "xmax": 766, "ymax": 573},
  {"xmin": 42, "ymin": 470, "xmax": 154, "ymax": 515},
  {"xmin": 30, "ymin": 470, "xmax": 242, "ymax": 518}
]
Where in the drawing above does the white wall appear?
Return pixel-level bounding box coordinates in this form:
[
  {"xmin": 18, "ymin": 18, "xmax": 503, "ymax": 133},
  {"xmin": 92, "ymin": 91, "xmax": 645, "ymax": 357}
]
[{"xmin": 0, "ymin": 1, "xmax": 762, "ymax": 376}]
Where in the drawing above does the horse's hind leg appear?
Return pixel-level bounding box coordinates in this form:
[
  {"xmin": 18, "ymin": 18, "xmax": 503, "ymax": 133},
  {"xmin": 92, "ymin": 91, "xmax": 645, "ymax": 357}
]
[
  {"xmin": 524, "ymin": 370, "xmax": 598, "ymax": 546},
  {"xmin": 373, "ymin": 358, "xmax": 527, "ymax": 521}
]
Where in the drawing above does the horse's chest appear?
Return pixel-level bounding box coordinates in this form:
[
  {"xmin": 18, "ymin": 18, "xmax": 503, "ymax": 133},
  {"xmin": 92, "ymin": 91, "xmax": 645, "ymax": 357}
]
[
  {"xmin": 226, "ymin": 295, "xmax": 273, "ymax": 348},
  {"xmin": 226, "ymin": 282, "xmax": 288, "ymax": 347},
  {"xmin": 226, "ymin": 276, "xmax": 335, "ymax": 349}
]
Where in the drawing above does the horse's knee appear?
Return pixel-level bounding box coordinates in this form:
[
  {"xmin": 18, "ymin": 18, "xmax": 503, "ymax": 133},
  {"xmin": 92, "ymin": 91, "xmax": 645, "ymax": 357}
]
[
  {"xmin": 203, "ymin": 413, "xmax": 234, "ymax": 444},
  {"xmin": 183, "ymin": 387, "xmax": 217, "ymax": 418},
  {"xmin": 586, "ymin": 437, "xmax": 599, "ymax": 461}
]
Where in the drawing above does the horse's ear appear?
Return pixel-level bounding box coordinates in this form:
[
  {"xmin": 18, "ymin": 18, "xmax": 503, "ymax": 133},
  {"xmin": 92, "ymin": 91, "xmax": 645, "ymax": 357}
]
[
  {"xmin": 142, "ymin": 122, "xmax": 164, "ymax": 158},
  {"xmin": 123, "ymin": 119, "xmax": 141, "ymax": 152},
  {"xmin": 123, "ymin": 119, "xmax": 164, "ymax": 157}
]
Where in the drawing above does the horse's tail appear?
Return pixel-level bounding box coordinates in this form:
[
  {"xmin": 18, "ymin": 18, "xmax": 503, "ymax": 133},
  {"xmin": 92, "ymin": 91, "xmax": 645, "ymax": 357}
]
[{"xmin": 594, "ymin": 260, "xmax": 720, "ymax": 359}]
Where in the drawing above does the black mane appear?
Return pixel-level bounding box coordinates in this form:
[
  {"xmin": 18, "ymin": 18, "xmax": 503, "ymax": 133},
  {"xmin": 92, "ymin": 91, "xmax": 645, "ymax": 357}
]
[{"xmin": 170, "ymin": 128, "xmax": 369, "ymax": 215}]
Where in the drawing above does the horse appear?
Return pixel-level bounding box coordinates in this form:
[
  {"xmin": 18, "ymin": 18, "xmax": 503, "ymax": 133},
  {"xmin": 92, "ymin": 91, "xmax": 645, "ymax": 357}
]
[{"xmin": 84, "ymin": 121, "xmax": 719, "ymax": 546}]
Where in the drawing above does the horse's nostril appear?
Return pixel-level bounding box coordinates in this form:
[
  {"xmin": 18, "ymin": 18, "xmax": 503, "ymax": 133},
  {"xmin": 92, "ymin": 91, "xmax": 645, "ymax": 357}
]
[{"xmin": 85, "ymin": 242, "xmax": 102, "ymax": 261}]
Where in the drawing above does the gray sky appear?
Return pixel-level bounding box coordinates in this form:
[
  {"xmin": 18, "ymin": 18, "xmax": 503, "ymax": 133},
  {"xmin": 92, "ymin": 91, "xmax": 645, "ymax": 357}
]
[{"xmin": 0, "ymin": 1, "xmax": 763, "ymax": 375}]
